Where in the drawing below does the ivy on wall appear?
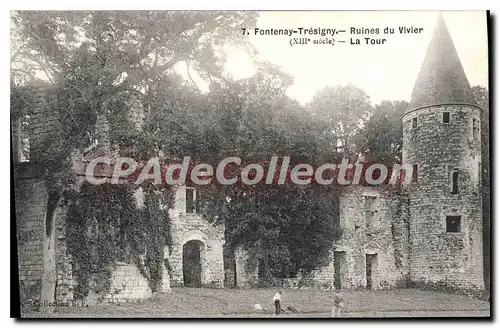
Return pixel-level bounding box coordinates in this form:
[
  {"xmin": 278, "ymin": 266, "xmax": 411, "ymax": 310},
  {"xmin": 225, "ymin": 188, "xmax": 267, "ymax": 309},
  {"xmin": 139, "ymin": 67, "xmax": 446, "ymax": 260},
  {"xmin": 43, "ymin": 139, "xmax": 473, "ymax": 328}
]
[
  {"xmin": 64, "ymin": 182, "xmax": 173, "ymax": 299},
  {"xmin": 143, "ymin": 185, "xmax": 174, "ymax": 292}
]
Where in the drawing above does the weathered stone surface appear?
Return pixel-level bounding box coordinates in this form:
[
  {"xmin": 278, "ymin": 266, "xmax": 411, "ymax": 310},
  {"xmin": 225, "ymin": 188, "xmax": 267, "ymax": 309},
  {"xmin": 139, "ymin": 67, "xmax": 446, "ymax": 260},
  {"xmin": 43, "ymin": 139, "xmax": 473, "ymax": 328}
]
[
  {"xmin": 333, "ymin": 186, "xmax": 410, "ymax": 290},
  {"xmin": 403, "ymin": 105, "xmax": 484, "ymax": 290},
  {"xmin": 54, "ymin": 206, "xmax": 74, "ymax": 302},
  {"xmin": 101, "ymin": 263, "xmax": 152, "ymax": 303},
  {"xmin": 15, "ymin": 171, "xmax": 47, "ymax": 305},
  {"xmin": 235, "ymin": 247, "xmax": 258, "ymax": 288},
  {"xmin": 167, "ymin": 186, "xmax": 225, "ymax": 288}
]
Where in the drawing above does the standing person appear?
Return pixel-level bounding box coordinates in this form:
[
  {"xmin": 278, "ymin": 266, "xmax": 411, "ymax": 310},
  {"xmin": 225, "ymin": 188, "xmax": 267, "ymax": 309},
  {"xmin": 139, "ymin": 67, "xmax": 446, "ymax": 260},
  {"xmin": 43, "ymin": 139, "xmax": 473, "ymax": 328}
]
[
  {"xmin": 273, "ymin": 290, "xmax": 282, "ymax": 315},
  {"xmin": 331, "ymin": 292, "xmax": 343, "ymax": 317}
]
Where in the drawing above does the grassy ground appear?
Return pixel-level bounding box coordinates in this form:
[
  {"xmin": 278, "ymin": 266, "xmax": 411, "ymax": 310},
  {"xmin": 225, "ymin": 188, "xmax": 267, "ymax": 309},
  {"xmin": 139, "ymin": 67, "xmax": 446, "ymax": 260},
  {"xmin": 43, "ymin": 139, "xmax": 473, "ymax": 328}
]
[{"xmin": 22, "ymin": 288, "xmax": 490, "ymax": 318}]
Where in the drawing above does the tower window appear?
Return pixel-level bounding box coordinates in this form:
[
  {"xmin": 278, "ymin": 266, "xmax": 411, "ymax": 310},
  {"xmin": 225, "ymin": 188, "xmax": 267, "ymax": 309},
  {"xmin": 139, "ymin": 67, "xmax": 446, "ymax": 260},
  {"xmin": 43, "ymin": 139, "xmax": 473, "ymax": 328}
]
[
  {"xmin": 412, "ymin": 117, "xmax": 418, "ymax": 129},
  {"xmin": 412, "ymin": 164, "xmax": 418, "ymax": 183},
  {"xmin": 478, "ymin": 161, "xmax": 482, "ymax": 182},
  {"xmin": 451, "ymin": 170, "xmax": 459, "ymax": 194},
  {"xmin": 446, "ymin": 216, "xmax": 461, "ymax": 233},
  {"xmin": 185, "ymin": 187, "xmax": 196, "ymax": 213},
  {"xmin": 472, "ymin": 118, "xmax": 479, "ymax": 140},
  {"xmin": 442, "ymin": 112, "xmax": 450, "ymax": 123}
]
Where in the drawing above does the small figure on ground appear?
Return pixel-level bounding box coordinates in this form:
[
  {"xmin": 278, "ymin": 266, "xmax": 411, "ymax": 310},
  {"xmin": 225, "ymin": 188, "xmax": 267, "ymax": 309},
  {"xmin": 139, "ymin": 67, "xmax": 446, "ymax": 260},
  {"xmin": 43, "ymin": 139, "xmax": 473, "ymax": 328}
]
[
  {"xmin": 273, "ymin": 290, "xmax": 283, "ymax": 315},
  {"xmin": 331, "ymin": 292, "xmax": 343, "ymax": 317},
  {"xmin": 254, "ymin": 303, "xmax": 264, "ymax": 311}
]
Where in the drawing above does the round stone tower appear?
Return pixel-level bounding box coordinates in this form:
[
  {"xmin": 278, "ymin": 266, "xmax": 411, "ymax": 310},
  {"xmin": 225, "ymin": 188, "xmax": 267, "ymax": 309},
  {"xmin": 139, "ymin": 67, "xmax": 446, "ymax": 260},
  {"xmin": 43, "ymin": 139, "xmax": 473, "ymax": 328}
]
[{"xmin": 402, "ymin": 13, "xmax": 484, "ymax": 290}]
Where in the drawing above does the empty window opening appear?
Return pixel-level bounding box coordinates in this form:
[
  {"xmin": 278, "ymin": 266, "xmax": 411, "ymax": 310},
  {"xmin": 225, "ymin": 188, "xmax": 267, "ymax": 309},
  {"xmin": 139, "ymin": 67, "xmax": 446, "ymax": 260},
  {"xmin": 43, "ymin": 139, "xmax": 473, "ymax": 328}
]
[
  {"xmin": 412, "ymin": 164, "xmax": 418, "ymax": 183},
  {"xmin": 442, "ymin": 112, "xmax": 450, "ymax": 123},
  {"xmin": 446, "ymin": 216, "xmax": 461, "ymax": 233},
  {"xmin": 451, "ymin": 171, "xmax": 459, "ymax": 194},
  {"xmin": 185, "ymin": 188, "xmax": 196, "ymax": 213},
  {"xmin": 412, "ymin": 117, "xmax": 418, "ymax": 129},
  {"xmin": 472, "ymin": 118, "xmax": 479, "ymax": 140}
]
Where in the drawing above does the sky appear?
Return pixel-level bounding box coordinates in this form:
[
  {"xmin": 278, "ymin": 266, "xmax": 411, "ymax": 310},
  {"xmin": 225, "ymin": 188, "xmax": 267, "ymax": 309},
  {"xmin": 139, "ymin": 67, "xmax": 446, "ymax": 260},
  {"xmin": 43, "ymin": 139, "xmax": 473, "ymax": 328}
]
[
  {"xmin": 21, "ymin": 10, "xmax": 489, "ymax": 107},
  {"xmin": 222, "ymin": 11, "xmax": 489, "ymax": 105}
]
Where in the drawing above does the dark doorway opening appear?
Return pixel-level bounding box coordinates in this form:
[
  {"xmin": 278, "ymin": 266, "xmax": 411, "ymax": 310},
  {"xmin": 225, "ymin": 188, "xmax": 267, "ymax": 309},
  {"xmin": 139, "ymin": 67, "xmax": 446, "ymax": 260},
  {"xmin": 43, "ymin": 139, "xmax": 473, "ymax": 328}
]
[
  {"xmin": 366, "ymin": 254, "xmax": 377, "ymax": 290},
  {"xmin": 183, "ymin": 240, "xmax": 204, "ymax": 287},
  {"xmin": 334, "ymin": 251, "xmax": 347, "ymax": 290},
  {"xmin": 223, "ymin": 245, "xmax": 237, "ymax": 288}
]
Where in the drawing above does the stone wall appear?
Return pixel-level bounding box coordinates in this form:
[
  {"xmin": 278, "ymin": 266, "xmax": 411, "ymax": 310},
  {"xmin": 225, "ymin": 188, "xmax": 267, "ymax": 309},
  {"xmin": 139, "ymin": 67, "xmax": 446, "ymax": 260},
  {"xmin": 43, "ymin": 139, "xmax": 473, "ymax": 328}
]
[
  {"xmin": 105, "ymin": 262, "xmax": 153, "ymax": 302},
  {"xmin": 403, "ymin": 105, "xmax": 484, "ymax": 290},
  {"xmin": 14, "ymin": 168, "xmax": 167, "ymax": 305},
  {"xmin": 168, "ymin": 186, "xmax": 225, "ymax": 287},
  {"xmin": 14, "ymin": 165, "xmax": 46, "ymax": 305},
  {"xmin": 230, "ymin": 186, "xmax": 409, "ymax": 291},
  {"xmin": 85, "ymin": 262, "xmax": 153, "ymax": 304},
  {"xmin": 13, "ymin": 83, "xmax": 486, "ymax": 303},
  {"xmin": 306, "ymin": 253, "xmax": 337, "ymax": 289},
  {"xmin": 28, "ymin": 85, "xmax": 59, "ymax": 162},
  {"xmin": 14, "ymin": 84, "xmax": 61, "ymax": 306},
  {"xmin": 234, "ymin": 247, "xmax": 259, "ymax": 288},
  {"xmin": 267, "ymin": 252, "xmax": 336, "ymax": 290},
  {"xmin": 54, "ymin": 206, "xmax": 74, "ymax": 302},
  {"xmin": 333, "ymin": 185, "xmax": 409, "ymax": 290},
  {"xmin": 11, "ymin": 116, "xmax": 23, "ymax": 162}
]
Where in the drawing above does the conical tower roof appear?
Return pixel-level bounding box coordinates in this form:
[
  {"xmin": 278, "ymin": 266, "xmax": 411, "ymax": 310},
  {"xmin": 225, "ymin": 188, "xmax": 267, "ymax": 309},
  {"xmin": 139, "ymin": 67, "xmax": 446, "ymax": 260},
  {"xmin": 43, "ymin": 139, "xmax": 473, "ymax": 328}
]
[{"xmin": 406, "ymin": 13, "xmax": 478, "ymax": 114}]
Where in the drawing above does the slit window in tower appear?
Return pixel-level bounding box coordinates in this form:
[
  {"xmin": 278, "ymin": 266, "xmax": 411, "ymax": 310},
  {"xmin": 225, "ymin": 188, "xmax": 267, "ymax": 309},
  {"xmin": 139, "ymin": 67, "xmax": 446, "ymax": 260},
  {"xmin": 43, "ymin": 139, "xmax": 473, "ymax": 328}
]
[
  {"xmin": 442, "ymin": 112, "xmax": 450, "ymax": 123},
  {"xmin": 411, "ymin": 164, "xmax": 418, "ymax": 183},
  {"xmin": 446, "ymin": 216, "xmax": 461, "ymax": 233},
  {"xmin": 185, "ymin": 187, "xmax": 196, "ymax": 213},
  {"xmin": 472, "ymin": 118, "xmax": 479, "ymax": 140},
  {"xmin": 478, "ymin": 161, "xmax": 482, "ymax": 183},
  {"xmin": 451, "ymin": 171, "xmax": 459, "ymax": 194},
  {"xmin": 412, "ymin": 117, "xmax": 418, "ymax": 129}
]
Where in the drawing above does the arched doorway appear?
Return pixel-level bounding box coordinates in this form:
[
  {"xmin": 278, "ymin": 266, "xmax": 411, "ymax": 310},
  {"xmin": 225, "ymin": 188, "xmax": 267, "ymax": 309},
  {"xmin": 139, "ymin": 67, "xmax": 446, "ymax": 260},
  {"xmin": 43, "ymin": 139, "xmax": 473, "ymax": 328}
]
[{"xmin": 183, "ymin": 240, "xmax": 204, "ymax": 287}]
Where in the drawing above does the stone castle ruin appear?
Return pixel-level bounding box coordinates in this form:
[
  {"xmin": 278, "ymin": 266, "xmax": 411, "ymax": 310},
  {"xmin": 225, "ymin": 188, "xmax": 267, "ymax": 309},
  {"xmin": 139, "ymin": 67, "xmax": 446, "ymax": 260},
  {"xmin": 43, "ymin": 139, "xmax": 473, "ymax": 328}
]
[{"xmin": 13, "ymin": 14, "xmax": 485, "ymax": 306}]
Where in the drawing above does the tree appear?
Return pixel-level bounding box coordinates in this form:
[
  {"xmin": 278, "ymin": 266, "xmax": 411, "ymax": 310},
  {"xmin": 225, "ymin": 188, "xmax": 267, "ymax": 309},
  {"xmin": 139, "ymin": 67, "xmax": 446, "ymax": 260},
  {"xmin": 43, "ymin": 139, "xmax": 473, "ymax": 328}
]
[
  {"xmin": 190, "ymin": 64, "xmax": 343, "ymax": 282},
  {"xmin": 11, "ymin": 11, "xmax": 258, "ymax": 158},
  {"xmin": 307, "ymin": 85, "xmax": 373, "ymax": 157},
  {"xmin": 355, "ymin": 100, "xmax": 407, "ymax": 165},
  {"xmin": 11, "ymin": 10, "xmax": 257, "ymax": 302}
]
